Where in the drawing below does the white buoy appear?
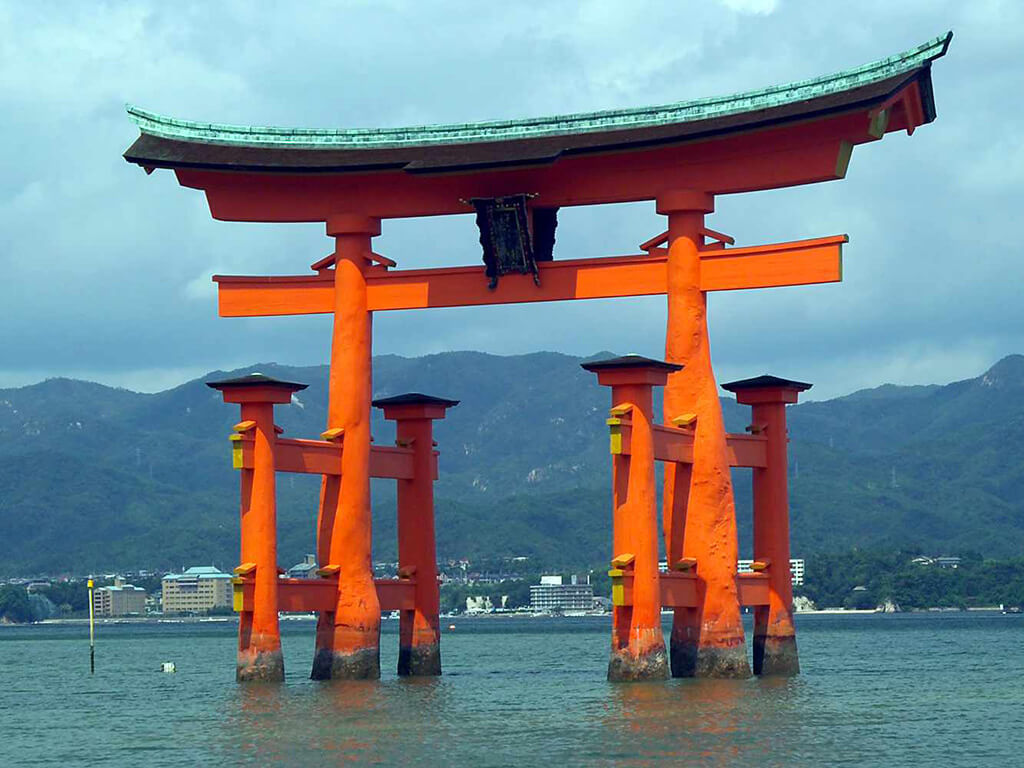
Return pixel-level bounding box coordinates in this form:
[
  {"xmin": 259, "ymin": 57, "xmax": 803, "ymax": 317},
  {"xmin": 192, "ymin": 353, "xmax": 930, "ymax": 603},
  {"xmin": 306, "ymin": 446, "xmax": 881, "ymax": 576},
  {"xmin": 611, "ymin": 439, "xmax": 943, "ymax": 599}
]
[{"xmin": 161, "ymin": 662, "xmax": 176, "ymax": 673}]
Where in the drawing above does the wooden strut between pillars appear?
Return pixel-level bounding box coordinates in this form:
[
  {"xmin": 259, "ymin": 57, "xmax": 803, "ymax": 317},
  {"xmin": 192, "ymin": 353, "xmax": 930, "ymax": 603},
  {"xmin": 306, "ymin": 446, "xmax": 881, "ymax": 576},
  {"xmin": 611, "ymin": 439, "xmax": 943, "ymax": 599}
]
[
  {"xmin": 608, "ymin": 571, "xmax": 771, "ymax": 609},
  {"xmin": 230, "ymin": 435, "xmax": 438, "ymax": 480},
  {"xmin": 233, "ymin": 577, "xmax": 418, "ymax": 613},
  {"xmin": 608, "ymin": 418, "xmax": 768, "ymax": 468}
]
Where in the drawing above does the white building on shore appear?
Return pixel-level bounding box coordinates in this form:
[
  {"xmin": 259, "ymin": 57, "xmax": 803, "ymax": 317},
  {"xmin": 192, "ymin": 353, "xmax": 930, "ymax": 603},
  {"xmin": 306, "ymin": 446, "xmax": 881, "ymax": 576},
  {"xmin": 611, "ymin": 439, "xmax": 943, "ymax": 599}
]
[
  {"xmin": 93, "ymin": 577, "xmax": 147, "ymax": 616},
  {"xmin": 530, "ymin": 574, "xmax": 594, "ymax": 612},
  {"xmin": 161, "ymin": 566, "xmax": 232, "ymax": 614},
  {"xmin": 737, "ymin": 558, "xmax": 804, "ymax": 586}
]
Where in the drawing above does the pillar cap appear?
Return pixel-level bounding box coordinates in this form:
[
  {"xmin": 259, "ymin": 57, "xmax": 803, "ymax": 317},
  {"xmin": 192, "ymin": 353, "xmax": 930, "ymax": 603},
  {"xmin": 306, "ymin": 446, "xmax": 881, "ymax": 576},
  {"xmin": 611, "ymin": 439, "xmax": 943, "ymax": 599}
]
[
  {"xmin": 580, "ymin": 354, "xmax": 683, "ymax": 374},
  {"xmin": 656, "ymin": 189, "xmax": 714, "ymax": 215},
  {"xmin": 373, "ymin": 392, "xmax": 459, "ymax": 420},
  {"xmin": 372, "ymin": 392, "xmax": 460, "ymax": 408},
  {"xmin": 722, "ymin": 374, "xmax": 811, "ymax": 405},
  {"xmin": 207, "ymin": 372, "xmax": 307, "ymax": 404},
  {"xmin": 207, "ymin": 372, "xmax": 308, "ymax": 392},
  {"xmin": 326, "ymin": 213, "xmax": 381, "ymax": 237},
  {"xmin": 721, "ymin": 375, "xmax": 812, "ymax": 393}
]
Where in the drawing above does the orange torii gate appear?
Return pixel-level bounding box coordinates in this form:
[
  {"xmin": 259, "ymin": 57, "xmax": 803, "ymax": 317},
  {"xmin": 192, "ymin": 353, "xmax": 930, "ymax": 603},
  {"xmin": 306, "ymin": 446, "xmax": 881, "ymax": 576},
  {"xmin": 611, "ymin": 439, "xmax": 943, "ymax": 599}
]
[{"xmin": 124, "ymin": 33, "xmax": 950, "ymax": 682}]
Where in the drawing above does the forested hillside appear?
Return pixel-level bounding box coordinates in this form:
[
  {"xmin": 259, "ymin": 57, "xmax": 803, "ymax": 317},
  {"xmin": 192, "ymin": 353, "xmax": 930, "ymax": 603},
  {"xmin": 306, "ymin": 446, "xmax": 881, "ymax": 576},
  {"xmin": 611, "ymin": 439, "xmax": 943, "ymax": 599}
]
[{"xmin": 0, "ymin": 352, "xmax": 1021, "ymax": 575}]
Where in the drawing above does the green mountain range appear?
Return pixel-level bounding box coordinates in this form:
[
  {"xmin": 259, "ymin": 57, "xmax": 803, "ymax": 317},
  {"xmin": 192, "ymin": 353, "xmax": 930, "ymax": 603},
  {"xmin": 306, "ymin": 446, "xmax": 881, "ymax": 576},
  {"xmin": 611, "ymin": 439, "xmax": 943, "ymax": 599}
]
[{"xmin": 1, "ymin": 352, "xmax": 1021, "ymax": 576}]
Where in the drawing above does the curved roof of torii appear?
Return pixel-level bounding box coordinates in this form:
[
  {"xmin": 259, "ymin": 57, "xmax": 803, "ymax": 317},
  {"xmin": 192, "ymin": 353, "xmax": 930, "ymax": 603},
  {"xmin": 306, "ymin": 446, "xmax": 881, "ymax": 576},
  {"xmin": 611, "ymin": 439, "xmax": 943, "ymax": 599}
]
[{"xmin": 124, "ymin": 32, "xmax": 951, "ymax": 176}]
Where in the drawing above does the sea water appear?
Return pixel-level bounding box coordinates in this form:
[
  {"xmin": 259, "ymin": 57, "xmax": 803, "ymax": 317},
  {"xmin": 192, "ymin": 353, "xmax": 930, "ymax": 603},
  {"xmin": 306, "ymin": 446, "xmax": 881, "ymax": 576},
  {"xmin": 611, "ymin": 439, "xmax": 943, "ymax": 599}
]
[{"xmin": 1, "ymin": 613, "xmax": 1021, "ymax": 767}]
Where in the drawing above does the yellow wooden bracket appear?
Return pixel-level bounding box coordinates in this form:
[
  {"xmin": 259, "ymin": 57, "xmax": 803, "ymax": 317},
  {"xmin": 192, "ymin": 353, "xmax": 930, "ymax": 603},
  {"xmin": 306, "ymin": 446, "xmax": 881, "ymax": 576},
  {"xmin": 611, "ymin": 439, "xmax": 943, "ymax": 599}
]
[
  {"xmin": 671, "ymin": 413, "xmax": 697, "ymax": 429},
  {"xmin": 398, "ymin": 565, "xmax": 417, "ymax": 579},
  {"xmin": 607, "ymin": 421, "xmax": 623, "ymax": 455},
  {"xmin": 608, "ymin": 567, "xmax": 628, "ymax": 606},
  {"xmin": 234, "ymin": 562, "xmax": 257, "ymax": 576},
  {"xmin": 607, "ymin": 406, "xmax": 632, "ymax": 455},
  {"xmin": 672, "ymin": 557, "xmax": 698, "ymax": 572},
  {"xmin": 751, "ymin": 559, "xmax": 771, "ymax": 572},
  {"xmin": 232, "ymin": 579, "xmax": 244, "ymax": 612},
  {"xmin": 317, "ymin": 564, "xmax": 341, "ymax": 578},
  {"xmin": 229, "ymin": 433, "xmax": 245, "ymax": 470},
  {"xmin": 233, "ymin": 420, "xmax": 256, "ymax": 433},
  {"xmin": 321, "ymin": 427, "xmax": 344, "ymax": 442},
  {"xmin": 611, "ymin": 553, "xmax": 635, "ymax": 569}
]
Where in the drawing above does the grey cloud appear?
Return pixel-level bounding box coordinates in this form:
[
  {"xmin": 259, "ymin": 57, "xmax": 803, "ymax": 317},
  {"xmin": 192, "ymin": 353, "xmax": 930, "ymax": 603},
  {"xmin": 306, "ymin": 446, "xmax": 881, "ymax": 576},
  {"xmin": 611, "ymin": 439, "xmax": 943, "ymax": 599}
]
[{"xmin": 0, "ymin": 1, "xmax": 1020, "ymax": 400}]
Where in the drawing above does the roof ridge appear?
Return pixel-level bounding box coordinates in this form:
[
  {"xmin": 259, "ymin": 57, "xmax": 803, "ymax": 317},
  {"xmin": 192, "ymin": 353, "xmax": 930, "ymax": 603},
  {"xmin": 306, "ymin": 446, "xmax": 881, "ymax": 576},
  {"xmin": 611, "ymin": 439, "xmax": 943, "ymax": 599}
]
[{"xmin": 126, "ymin": 32, "xmax": 951, "ymax": 151}]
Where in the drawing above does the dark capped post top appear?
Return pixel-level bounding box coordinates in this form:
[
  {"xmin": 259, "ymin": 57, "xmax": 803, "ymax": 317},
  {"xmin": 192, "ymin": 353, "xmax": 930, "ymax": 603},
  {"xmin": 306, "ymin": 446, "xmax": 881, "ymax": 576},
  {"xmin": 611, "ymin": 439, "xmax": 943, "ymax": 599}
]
[
  {"xmin": 721, "ymin": 375, "xmax": 812, "ymax": 405},
  {"xmin": 372, "ymin": 392, "xmax": 460, "ymax": 421},
  {"xmin": 206, "ymin": 372, "xmax": 308, "ymax": 404},
  {"xmin": 581, "ymin": 354, "xmax": 683, "ymax": 388}
]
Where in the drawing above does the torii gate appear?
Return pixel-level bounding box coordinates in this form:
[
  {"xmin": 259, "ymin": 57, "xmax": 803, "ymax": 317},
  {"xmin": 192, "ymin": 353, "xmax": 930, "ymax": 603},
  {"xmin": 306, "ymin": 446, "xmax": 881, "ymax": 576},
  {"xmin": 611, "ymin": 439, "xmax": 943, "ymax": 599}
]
[{"xmin": 124, "ymin": 33, "xmax": 950, "ymax": 682}]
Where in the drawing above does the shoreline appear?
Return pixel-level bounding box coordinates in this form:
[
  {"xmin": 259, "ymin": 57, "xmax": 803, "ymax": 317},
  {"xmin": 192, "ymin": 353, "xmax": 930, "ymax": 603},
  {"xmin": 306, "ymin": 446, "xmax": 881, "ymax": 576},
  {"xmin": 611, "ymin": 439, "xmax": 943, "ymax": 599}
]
[{"xmin": 3, "ymin": 607, "xmax": 1015, "ymax": 628}]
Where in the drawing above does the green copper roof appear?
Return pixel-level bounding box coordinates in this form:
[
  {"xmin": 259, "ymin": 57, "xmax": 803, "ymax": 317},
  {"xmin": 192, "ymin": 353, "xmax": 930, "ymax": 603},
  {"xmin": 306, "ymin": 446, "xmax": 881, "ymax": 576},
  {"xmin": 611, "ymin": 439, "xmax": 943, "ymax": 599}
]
[{"xmin": 127, "ymin": 33, "xmax": 951, "ymax": 150}]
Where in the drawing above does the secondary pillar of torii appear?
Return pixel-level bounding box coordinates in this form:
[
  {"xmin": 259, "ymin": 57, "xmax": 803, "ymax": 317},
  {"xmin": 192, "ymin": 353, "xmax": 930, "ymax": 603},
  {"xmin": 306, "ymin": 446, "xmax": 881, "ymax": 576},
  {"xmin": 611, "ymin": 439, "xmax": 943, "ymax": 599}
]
[
  {"xmin": 375, "ymin": 393, "xmax": 460, "ymax": 676},
  {"xmin": 207, "ymin": 373, "xmax": 309, "ymax": 682},
  {"xmin": 583, "ymin": 356, "xmax": 683, "ymax": 680},
  {"xmin": 122, "ymin": 34, "xmax": 950, "ymax": 681},
  {"xmin": 722, "ymin": 374, "xmax": 811, "ymax": 675}
]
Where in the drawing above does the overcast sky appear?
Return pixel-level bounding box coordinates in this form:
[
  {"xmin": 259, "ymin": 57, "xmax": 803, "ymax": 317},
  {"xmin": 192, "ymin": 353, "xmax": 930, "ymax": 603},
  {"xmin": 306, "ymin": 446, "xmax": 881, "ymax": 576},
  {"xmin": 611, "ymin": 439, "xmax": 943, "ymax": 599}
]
[{"xmin": 1, "ymin": 0, "xmax": 1020, "ymax": 400}]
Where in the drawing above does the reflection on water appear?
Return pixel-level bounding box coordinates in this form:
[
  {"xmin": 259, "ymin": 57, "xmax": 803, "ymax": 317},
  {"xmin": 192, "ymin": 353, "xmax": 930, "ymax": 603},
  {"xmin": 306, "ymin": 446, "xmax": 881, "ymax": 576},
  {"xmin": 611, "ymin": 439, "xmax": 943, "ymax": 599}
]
[
  {"xmin": 600, "ymin": 678, "xmax": 795, "ymax": 767},
  {"xmin": 223, "ymin": 659, "xmax": 456, "ymax": 766},
  {"xmin": 1, "ymin": 614, "xmax": 1022, "ymax": 767}
]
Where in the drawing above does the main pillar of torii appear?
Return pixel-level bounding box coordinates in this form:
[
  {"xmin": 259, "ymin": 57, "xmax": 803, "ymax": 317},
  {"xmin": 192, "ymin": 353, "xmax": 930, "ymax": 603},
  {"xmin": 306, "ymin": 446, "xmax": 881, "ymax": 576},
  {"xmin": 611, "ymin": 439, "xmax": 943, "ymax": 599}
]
[
  {"xmin": 659, "ymin": 189, "xmax": 749, "ymax": 677},
  {"xmin": 311, "ymin": 214, "xmax": 382, "ymax": 680}
]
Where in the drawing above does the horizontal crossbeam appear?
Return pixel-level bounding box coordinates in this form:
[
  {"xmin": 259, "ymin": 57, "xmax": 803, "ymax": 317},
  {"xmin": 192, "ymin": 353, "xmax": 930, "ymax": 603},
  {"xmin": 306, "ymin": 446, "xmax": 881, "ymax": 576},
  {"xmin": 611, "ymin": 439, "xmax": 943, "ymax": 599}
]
[
  {"xmin": 610, "ymin": 421, "xmax": 768, "ymax": 468},
  {"xmin": 233, "ymin": 577, "xmax": 417, "ymax": 613},
  {"xmin": 233, "ymin": 436, "xmax": 435, "ymax": 480},
  {"xmin": 213, "ymin": 235, "xmax": 846, "ymax": 318},
  {"xmin": 612, "ymin": 572, "xmax": 769, "ymax": 608}
]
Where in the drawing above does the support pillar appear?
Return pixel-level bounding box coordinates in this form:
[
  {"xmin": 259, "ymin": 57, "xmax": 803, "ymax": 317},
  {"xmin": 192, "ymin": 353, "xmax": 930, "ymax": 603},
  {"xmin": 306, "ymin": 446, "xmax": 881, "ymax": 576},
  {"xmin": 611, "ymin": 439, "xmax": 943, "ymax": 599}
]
[
  {"xmin": 658, "ymin": 189, "xmax": 750, "ymax": 678},
  {"xmin": 723, "ymin": 375, "xmax": 811, "ymax": 676},
  {"xmin": 313, "ymin": 214, "xmax": 383, "ymax": 680},
  {"xmin": 583, "ymin": 355, "xmax": 681, "ymax": 682},
  {"xmin": 207, "ymin": 373, "xmax": 308, "ymax": 682},
  {"xmin": 374, "ymin": 393, "xmax": 459, "ymax": 676}
]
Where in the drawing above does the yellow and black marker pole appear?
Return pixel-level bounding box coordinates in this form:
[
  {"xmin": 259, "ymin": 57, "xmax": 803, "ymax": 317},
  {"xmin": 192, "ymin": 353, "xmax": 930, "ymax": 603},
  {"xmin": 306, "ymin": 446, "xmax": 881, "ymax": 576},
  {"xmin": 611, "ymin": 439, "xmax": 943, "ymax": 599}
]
[{"xmin": 87, "ymin": 578, "xmax": 95, "ymax": 674}]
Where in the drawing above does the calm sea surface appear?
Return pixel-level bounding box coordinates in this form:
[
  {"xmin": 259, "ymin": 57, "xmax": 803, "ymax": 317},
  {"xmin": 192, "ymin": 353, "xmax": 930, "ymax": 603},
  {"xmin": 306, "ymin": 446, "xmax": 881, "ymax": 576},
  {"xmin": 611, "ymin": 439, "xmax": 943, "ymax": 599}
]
[{"xmin": 1, "ymin": 613, "xmax": 1021, "ymax": 767}]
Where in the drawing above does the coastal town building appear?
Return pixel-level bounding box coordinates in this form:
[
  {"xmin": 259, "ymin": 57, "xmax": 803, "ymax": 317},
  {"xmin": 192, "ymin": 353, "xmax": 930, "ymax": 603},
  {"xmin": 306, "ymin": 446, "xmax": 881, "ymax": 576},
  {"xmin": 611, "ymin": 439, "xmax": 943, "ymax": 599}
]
[
  {"xmin": 530, "ymin": 575, "xmax": 594, "ymax": 613},
  {"xmin": 93, "ymin": 577, "xmax": 147, "ymax": 616},
  {"xmin": 912, "ymin": 555, "xmax": 962, "ymax": 569},
  {"xmin": 287, "ymin": 554, "xmax": 318, "ymax": 579},
  {"xmin": 737, "ymin": 559, "xmax": 805, "ymax": 586},
  {"xmin": 658, "ymin": 558, "xmax": 806, "ymax": 586},
  {"xmin": 161, "ymin": 566, "xmax": 232, "ymax": 614}
]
